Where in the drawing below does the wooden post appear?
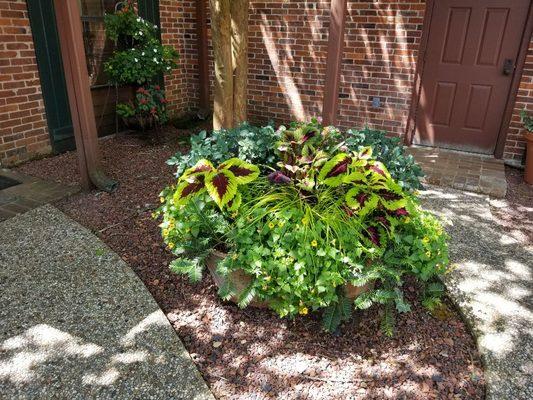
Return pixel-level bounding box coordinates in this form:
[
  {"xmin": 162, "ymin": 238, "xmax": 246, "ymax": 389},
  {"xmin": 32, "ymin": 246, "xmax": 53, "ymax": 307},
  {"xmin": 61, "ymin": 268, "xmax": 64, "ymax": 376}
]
[
  {"xmin": 196, "ymin": 0, "xmax": 210, "ymax": 114},
  {"xmin": 209, "ymin": 0, "xmax": 234, "ymax": 130},
  {"xmin": 231, "ymin": 0, "xmax": 249, "ymax": 125},
  {"xmin": 322, "ymin": 0, "xmax": 348, "ymax": 126},
  {"xmin": 53, "ymin": 0, "xmax": 116, "ymax": 191}
]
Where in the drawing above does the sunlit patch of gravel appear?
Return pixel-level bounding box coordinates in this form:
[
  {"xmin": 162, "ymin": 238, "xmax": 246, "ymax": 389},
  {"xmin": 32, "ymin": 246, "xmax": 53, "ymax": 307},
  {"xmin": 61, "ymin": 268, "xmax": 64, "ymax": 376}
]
[{"xmin": 17, "ymin": 131, "xmax": 486, "ymax": 399}]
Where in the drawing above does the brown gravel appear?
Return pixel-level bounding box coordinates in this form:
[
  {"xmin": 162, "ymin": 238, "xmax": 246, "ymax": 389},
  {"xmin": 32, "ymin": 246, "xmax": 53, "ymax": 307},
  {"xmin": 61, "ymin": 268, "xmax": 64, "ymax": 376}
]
[
  {"xmin": 490, "ymin": 166, "xmax": 533, "ymax": 244},
  {"xmin": 16, "ymin": 131, "xmax": 486, "ymax": 400}
]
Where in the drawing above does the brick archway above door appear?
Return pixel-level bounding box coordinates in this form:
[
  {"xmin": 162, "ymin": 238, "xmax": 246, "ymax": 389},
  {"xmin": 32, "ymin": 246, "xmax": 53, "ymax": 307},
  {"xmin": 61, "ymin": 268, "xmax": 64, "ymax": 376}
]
[{"xmin": 414, "ymin": 0, "xmax": 531, "ymax": 155}]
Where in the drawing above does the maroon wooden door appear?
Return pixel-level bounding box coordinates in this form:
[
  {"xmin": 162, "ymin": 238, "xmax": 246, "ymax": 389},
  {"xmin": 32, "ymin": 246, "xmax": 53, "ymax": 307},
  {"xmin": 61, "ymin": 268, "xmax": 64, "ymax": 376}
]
[{"xmin": 415, "ymin": 0, "xmax": 530, "ymax": 154}]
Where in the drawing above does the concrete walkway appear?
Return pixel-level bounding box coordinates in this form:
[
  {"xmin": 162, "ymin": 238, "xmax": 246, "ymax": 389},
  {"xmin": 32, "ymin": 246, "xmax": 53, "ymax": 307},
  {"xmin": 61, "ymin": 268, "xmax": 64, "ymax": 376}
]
[
  {"xmin": 421, "ymin": 186, "xmax": 532, "ymax": 400},
  {"xmin": 0, "ymin": 205, "xmax": 214, "ymax": 400}
]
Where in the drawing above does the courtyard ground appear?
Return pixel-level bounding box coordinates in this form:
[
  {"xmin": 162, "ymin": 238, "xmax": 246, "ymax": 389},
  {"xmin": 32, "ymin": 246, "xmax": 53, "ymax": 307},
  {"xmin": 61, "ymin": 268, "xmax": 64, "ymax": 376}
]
[{"xmin": 9, "ymin": 132, "xmax": 500, "ymax": 399}]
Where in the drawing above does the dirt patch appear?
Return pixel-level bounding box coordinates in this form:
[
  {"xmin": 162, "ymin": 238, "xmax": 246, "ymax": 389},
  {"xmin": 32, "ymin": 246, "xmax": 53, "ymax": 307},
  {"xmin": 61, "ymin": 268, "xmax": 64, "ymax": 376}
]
[{"xmin": 16, "ymin": 132, "xmax": 486, "ymax": 399}]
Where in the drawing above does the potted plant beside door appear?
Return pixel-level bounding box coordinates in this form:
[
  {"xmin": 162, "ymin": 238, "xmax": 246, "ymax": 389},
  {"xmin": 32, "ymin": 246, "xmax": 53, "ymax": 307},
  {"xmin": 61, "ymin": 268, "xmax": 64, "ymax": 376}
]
[
  {"xmin": 520, "ymin": 110, "xmax": 533, "ymax": 185},
  {"xmin": 156, "ymin": 122, "xmax": 450, "ymax": 335}
]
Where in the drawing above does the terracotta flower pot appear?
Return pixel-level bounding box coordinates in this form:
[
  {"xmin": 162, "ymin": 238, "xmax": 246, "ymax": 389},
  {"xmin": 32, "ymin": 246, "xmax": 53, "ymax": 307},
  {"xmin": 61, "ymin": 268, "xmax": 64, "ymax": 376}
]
[
  {"xmin": 523, "ymin": 131, "xmax": 533, "ymax": 185},
  {"xmin": 205, "ymin": 250, "xmax": 374, "ymax": 309}
]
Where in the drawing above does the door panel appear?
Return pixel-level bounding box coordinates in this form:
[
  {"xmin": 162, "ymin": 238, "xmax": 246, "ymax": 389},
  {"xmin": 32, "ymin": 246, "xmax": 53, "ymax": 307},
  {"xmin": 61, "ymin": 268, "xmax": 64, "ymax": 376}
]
[
  {"xmin": 415, "ymin": 0, "xmax": 530, "ymax": 154},
  {"xmin": 26, "ymin": 0, "xmax": 75, "ymax": 153}
]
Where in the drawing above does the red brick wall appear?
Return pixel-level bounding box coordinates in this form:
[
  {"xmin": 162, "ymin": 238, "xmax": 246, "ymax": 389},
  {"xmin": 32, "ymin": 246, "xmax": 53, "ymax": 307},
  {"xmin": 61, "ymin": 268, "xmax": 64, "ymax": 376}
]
[
  {"xmin": 162, "ymin": 0, "xmax": 424, "ymax": 132},
  {"xmin": 0, "ymin": 0, "xmax": 529, "ymax": 165},
  {"xmin": 338, "ymin": 1, "xmax": 425, "ymax": 136},
  {"xmin": 159, "ymin": 0, "xmax": 198, "ymax": 116},
  {"xmin": 0, "ymin": 0, "xmax": 51, "ymax": 166},
  {"xmin": 162, "ymin": 0, "xmax": 531, "ymax": 164},
  {"xmin": 503, "ymin": 37, "xmax": 533, "ymax": 163}
]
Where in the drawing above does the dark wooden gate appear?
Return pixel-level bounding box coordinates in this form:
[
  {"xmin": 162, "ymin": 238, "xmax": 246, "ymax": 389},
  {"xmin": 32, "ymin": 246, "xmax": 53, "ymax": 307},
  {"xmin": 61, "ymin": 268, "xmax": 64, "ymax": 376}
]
[
  {"xmin": 414, "ymin": 0, "xmax": 530, "ymax": 154},
  {"xmin": 26, "ymin": 0, "xmax": 75, "ymax": 153}
]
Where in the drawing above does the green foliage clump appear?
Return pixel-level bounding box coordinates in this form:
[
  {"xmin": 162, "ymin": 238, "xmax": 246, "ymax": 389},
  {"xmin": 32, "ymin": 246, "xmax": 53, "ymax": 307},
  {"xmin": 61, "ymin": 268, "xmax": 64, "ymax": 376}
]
[
  {"xmin": 520, "ymin": 109, "xmax": 533, "ymax": 132},
  {"xmin": 156, "ymin": 121, "xmax": 449, "ymax": 336},
  {"xmin": 343, "ymin": 127, "xmax": 425, "ymax": 191},
  {"xmin": 166, "ymin": 123, "xmax": 280, "ymax": 177}
]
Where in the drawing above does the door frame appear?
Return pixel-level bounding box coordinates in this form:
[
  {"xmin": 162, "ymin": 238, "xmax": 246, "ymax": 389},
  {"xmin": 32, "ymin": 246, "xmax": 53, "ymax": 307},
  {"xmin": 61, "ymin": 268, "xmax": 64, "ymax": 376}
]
[{"xmin": 404, "ymin": 0, "xmax": 533, "ymax": 158}]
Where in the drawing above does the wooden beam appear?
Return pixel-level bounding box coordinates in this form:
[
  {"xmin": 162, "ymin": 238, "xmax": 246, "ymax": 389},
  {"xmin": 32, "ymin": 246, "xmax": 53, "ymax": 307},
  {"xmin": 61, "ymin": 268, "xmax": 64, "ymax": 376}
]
[
  {"xmin": 196, "ymin": 0, "xmax": 209, "ymax": 113},
  {"xmin": 53, "ymin": 0, "xmax": 116, "ymax": 191},
  {"xmin": 322, "ymin": 0, "xmax": 348, "ymax": 126}
]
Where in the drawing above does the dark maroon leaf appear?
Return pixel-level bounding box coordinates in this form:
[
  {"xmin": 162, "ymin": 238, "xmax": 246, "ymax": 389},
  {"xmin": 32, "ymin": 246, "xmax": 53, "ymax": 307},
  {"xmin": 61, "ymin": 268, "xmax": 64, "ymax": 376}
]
[
  {"xmin": 268, "ymin": 171, "xmax": 292, "ymax": 184},
  {"xmin": 326, "ymin": 157, "xmax": 351, "ymax": 178}
]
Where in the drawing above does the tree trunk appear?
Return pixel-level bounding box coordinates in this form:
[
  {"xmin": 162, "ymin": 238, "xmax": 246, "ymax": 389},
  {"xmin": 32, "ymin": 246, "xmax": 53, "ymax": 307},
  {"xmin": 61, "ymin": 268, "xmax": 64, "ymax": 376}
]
[
  {"xmin": 209, "ymin": 0, "xmax": 233, "ymax": 130},
  {"xmin": 231, "ymin": 0, "xmax": 249, "ymax": 126}
]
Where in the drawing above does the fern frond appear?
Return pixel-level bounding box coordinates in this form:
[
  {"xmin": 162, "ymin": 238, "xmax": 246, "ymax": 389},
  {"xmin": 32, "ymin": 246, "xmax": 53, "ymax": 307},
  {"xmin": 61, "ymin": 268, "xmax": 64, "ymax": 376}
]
[
  {"xmin": 381, "ymin": 304, "xmax": 395, "ymax": 337},
  {"xmin": 237, "ymin": 284, "xmax": 256, "ymax": 308},
  {"xmin": 322, "ymin": 304, "xmax": 342, "ymax": 333},
  {"xmin": 218, "ymin": 280, "xmax": 236, "ymax": 301},
  {"xmin": 169, "ymin": 258, "xmax": 203, "ymax": 282}
]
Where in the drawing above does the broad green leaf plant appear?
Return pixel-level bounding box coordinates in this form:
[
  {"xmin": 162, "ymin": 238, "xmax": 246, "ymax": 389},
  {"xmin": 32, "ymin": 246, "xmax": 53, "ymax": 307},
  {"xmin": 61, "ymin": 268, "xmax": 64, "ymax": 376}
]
[{"xmin": 157, "ymin": 122, "xmax": 449, "ymax": 335}]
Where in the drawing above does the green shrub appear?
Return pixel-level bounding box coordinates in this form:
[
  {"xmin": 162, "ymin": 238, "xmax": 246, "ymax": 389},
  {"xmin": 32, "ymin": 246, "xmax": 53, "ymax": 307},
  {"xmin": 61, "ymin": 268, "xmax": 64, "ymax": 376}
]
[
  {"xmin": 157, "ymin": 122, "xmax": 449, "ymax": 335},
  {"xmin": 343, "ymin": 127, "xmax": 424, "ymax": 191},
  {"xmin": 166, "ymin": 123, "xmax": 280, "ymax": 177}
]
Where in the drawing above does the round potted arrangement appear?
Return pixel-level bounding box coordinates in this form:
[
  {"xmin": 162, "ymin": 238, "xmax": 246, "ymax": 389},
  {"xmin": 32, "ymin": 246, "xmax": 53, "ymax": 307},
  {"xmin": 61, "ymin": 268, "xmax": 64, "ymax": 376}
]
[{"xmin": 157, "ymin": 122, "xmax": 448, "ymax": 334}]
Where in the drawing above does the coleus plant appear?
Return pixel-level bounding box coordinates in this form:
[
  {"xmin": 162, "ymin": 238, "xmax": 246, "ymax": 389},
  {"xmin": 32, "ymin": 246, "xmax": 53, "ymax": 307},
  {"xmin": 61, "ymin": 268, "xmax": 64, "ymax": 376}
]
[{"xmin": 173, "ymin": 158, "xmax": 260, "ymax": 210}]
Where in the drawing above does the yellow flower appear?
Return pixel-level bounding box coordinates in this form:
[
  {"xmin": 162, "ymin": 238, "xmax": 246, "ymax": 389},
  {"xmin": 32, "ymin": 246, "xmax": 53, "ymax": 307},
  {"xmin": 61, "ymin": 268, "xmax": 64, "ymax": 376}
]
[
  {"xmin": 278, "ymin": 220, "xmax": 285, "ymax": 227},
  {"xmin": 231, "ymin": 254, "xmax": 238, "ymax": 260},
  {"xmin": 168, "ymin": 242, "xmax": 175, "ymax": 249},
  {"xmin": 414, "ymin": 190, "xmax": 420, "ymax": 196},
  {"xmin": 404, "ymin": 217, "xmax": 411, "ymax": 224},
  {"xmin": 268, "ymin": 222, "xmax": 275, "ymax": 229},
  {"xmin": 422, "ymin": 237, "xmax": 430, "ymax": 244},
  {"xmin": 301, "ymin": 217, "xmax": 309, "ymax": 225},
  {"xmin": 311, "ymin": 240, "xmax": 318, "ymax": 247},
  {"xmin": 425, "ymin": 251, "xmax": 431, "ymax": 257},
  {"xmin": 299, "ymin": 307, "xmax": 308, "ymax": 315},
  {"xmin": 162, "ymin": 228, "xmax": 169, "ymax": 236},
  {"xmin": 160, "ymin": 196, "xmax": 165, "ymax": 203}
]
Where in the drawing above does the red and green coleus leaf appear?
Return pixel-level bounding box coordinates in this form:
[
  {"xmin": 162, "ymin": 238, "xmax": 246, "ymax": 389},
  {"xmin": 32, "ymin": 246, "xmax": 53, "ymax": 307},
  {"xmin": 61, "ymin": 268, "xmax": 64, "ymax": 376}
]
[
  {"xmin": 343, "ymin": 171, "xmax": 368, "ymax": 186},
  {"xmin": 380, "ymin": 197, "xmax": 407, "ymax": 212},
  {"xmin": 173, "ymin": 175, "xmax": 206, "ymax": 206},
  {"xmin": 180, "ymin": 159, "xmax": 214, "ymax": 181},
  {"xmin": 358, "ymin": 146, "xmax": 373, "ymax": 160},
  {"xmin": 318, "ymin": 153, "xmax": 353, "ymax": 187},
  {"xmin": 205, "ymin": 169, "xmax": 238, "ymax": 208},
  {"xmin": 367, "ymin": 160, "xmax": 390, "ymax": 179},
  {"xmin": 219, "ymin": 158, "xmax": 260, "ymax": 184},
  {"xmin": 345, "ymin": 187, "xmax": 379, "ymax": 217},
  {"xmin": 226, "ymin": 192, "xmax": 242, "ymax": 212}
]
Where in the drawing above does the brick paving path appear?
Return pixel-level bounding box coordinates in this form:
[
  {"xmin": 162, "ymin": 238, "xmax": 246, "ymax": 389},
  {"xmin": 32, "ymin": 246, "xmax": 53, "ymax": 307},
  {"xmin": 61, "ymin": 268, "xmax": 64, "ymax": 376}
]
[
  {"xmin": 408, "ymin": 147, "xmax": 507, "ymax": 198},
  {"xmin": 0, "ymin": 169, "xmax": 79, "ymax": 221}
]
